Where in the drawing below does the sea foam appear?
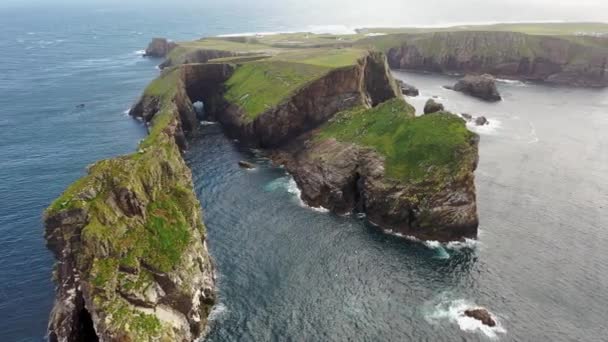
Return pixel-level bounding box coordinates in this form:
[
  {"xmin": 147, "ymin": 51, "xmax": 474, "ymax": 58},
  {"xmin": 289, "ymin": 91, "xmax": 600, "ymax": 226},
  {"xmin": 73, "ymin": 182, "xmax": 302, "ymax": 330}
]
[{"xmin": 425, "ymin": 296, "xmax": 506, "ymax": 339}]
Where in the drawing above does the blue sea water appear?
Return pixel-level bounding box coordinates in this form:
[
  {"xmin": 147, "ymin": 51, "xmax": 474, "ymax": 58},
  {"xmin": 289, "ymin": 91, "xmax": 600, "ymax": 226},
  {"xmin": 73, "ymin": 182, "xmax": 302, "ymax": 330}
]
[{"xmin": 1, "ymin": 2, "xmax": 608, "ymax": 342}]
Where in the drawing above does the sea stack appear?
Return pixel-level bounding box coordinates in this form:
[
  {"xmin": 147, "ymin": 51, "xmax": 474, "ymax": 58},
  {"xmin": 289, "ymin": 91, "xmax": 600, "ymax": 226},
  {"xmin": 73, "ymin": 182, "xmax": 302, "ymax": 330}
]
[
  {"xmin": 451, "ymin": 74, "xmax": 502, "ymax": 102},
  {"xmin": 144, "ymin": 37, "xmax": 177, "ymax": 58}
]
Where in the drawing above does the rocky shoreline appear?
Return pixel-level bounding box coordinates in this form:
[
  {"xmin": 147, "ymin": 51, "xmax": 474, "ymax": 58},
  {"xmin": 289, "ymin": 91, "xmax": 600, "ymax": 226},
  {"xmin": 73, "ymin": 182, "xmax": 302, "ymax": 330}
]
[{"xmin": 44, "ymin": 34, "xmax": 482, "ymax": 341}]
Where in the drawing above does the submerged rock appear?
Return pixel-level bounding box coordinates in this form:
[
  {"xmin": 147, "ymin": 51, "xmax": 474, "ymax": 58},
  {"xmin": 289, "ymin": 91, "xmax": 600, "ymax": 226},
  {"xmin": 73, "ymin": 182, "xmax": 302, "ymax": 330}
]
[
  {"xmin": 451, "ymin": 74, "xmax": 502, "ymax": 102},
  {"xmin": 464, "ymin": 308, "xmax": 496, "ymax": 327},
  {"xmin": 461, "ymin": 113, "xmax": 473, "ymax": 121},
  {"xmin": 144, "ymin": 37, "xmax": 177, "ymax": 58},
  {"xmin": 424, "ymin": 99, "xmax": 444, "ymax": 114},
  {"xmin": 238, "ymin": 160, "xmax": 255, "ymax": 169}
]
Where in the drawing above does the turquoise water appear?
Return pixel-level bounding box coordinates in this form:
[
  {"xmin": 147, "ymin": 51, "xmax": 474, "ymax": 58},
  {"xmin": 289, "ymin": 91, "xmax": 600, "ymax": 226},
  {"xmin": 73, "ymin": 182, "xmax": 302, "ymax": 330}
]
[{"xmin": 1, "ymin": 2, "xmax": 608, "ymax": 341}]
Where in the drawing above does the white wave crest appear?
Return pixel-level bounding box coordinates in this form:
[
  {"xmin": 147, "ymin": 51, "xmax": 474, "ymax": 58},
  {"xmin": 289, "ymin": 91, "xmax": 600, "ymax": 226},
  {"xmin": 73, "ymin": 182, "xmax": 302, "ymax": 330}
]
[
  {"xmin": 134, "ymin": 49, "xmax": 146, "ymax": 56},
  {"xmin": 425, "ymin": 297, "xmax": 506, "ymax": 339},
  {"xmin": 200, "ymin": 120, "xmax": 218, "ymax": 126},
  {"xmin": 496, "ymin": 78, "xmax": 527, "ymax": 86},
  {"xmin": 287, "ymin": 178, "xmax": 329, "ymax": 212},
  {"xmin": 466, "ymin": 117, "xmax": 501, "ymax": 135},
  {"xmin": 207, "ymin": 302, "xmax": 228, "ymax": 322},
  {"xmin": 445, "ymin": 238, "xmax": 479, "ymax": 250}
]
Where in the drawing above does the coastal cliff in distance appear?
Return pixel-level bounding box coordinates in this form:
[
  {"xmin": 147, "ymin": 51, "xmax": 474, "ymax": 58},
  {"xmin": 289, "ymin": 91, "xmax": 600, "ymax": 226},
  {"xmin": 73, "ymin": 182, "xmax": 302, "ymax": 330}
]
[{"xmin": 358, "ymin": 31, "xmax": 608, "ymax": 87}]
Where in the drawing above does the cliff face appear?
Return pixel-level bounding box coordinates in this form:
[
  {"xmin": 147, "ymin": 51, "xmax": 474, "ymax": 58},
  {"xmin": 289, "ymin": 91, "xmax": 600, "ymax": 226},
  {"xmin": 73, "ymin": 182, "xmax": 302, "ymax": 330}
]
[
  {"xmin": 372, "ymin": 31, "xmax": 608, "ymax": 87},
  {"xmin": 214, "ymin": 51, "xmax": 401, "ymax": 148},
  {"xmin": 274, "ymin": 101, "xmax": 479, "ymax": 241},
  {"xmin": 46, "ymin": 67, "xmax": 216, "ymax": 341},
  {"xmin": 144, "ymin": 38, "xmax": 177, "ymax": 58}
]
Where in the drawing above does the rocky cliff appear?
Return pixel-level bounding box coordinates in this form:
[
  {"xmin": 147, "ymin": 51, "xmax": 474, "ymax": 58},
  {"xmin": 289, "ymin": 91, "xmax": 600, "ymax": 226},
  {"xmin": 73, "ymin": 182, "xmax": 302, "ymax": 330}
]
[
  {"xmin": 45, "ymin": 65, "xmax": 216, "ymax": 341},
  {"xmin": 132, "ymin": 41, "xmax": 478, "ymax": 241},
  {"xmin": 361, "ymin": 31, "xmax": 608, "ymax": 87},
  {"xmin": 274, "ymin": 100, "xmax": 479, "ymax": 241},
  {"xmin": 214, "ymin": 51, "xmax": 400, "ymax": 148}
]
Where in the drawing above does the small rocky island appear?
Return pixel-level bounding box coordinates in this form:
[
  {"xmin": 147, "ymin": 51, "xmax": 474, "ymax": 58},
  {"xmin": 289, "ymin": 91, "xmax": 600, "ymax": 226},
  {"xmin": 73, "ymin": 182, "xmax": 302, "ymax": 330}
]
[
  {"xmin": 446, "ymin": 74, "xmax": 502, "ymax": 102},
  {"xmin": 46, "ymin": 24, "xmax": 608, "ymax": 339}
]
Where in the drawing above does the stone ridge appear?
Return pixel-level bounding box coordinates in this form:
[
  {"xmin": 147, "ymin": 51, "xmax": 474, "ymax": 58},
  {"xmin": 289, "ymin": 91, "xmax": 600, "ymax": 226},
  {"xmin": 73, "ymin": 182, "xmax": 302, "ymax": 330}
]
[{"xmin": 44, "ymin": 65, "xmax": 217, "ymax": 341}]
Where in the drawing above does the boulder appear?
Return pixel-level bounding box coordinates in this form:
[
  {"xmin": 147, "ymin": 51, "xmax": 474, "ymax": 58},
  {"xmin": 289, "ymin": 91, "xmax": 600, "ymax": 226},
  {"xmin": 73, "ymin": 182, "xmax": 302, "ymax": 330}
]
[
  {"xmin": 452, "ymin": 74, "xmax": 502, "ymax": 102},
  {"xmin": 461, "ymin": 113, "xmax": 473, "ymax": 121},
  {"xmin": 144, "ymin": 38, "xmax": 177, "ymax": 58},
  {"xmin": 424, "ymin": 99, "xmax": 444, "ymax": 114},
  {"xmin": 396, "ymin": 79, "xmax": 420, "ymax": 96},
  {"xmin": 464, "ymin": 308, "xmax": 496, "ymax": 327},
  {"xmin": 238, "ymin": 160, "xmax": 256, "ymax": 169},
  {"xmin": 474, "ymin": 116, "xmax": 489, "ymax": 126}
]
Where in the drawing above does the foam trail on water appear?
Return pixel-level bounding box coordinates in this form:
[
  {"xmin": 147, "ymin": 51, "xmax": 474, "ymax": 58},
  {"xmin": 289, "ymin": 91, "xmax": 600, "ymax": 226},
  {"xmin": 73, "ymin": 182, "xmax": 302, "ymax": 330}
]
[{"xmin": 263, "ymin": 176, "xmax": 329, "ymax": 213}]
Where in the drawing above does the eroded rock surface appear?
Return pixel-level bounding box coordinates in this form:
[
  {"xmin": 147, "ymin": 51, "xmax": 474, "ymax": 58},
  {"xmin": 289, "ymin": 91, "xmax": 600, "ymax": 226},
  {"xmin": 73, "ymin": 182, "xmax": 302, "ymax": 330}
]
[{"xmin": 452, "ymin": 74, "xmax": 502, "ymax": 102}]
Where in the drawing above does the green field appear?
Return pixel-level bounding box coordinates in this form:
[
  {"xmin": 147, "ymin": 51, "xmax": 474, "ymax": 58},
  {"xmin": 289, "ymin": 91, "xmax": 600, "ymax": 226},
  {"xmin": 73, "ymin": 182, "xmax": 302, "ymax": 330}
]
[{"xmin": 317, "ymin": 99, "xmax": 477, "ymax": 182}]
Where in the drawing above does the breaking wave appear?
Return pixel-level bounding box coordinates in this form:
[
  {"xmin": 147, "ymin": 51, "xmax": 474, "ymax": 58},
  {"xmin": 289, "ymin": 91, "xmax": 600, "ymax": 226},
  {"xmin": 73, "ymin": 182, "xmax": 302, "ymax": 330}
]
[
  {"xmin": 263, "ymin": 176, "xmax": 329, "ymax": 213},
  {"xmin": 424, "ymin": 295, "xmax": 506, "ymax": 339}
]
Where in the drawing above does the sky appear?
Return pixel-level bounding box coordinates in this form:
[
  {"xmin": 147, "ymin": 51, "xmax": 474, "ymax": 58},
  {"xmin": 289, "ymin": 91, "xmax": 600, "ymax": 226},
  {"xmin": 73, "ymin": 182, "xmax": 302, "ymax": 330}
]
[{"xmin": 1, "ymin": 0, "xmax": 607, "ymax": 27}]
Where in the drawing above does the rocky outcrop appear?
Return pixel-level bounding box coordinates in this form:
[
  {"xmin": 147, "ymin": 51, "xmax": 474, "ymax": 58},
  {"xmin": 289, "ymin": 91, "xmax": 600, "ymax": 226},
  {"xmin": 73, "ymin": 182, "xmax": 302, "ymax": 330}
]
[
  {"xmin": 396, "ymin": 79, "xmax": 419, "ymax": 96},
  {"xmin": 378, "ymin": 31, "xmax": 608, "ymax": 87},
  {"xmin": 274, "ymin": 124, "xmax": 479, "ymax": 242},
  {"xmin": 238, "ymin": 161, "xmax": 255, "ymax": 169},
  {"xmin": 450, "ymin": 74, "xmax": 502, "ymax": 101},
  {"xmin": 424, "ymin": 99, "xmax": 444, "ymax": 114},
  {"xmin": 474, "ymin": 116, "xmax": 489, "ymax": 126},
  {"xmin": 144, "ymin": 38, "xmax": 177, "ymax": 58},
  {"xmin": 214, "ymin": 51, "xmax": 401, "ymax": 148},
  {"xmin": 46, "ymin": 64, "xmax": 218, "ymax": 341},
  {"xmin": 464, "ymin": 308, "xmax": 497, "ymax": 327}
]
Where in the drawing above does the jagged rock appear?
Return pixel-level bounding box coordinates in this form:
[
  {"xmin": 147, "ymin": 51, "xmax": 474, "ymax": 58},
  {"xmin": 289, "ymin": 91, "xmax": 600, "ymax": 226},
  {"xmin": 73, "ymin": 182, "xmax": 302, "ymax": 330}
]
[
  {"xmin": 238, "ymin": 160, "xmax": 255, "ymax": 169},
  {"xmin": 464, "ymin": 308, "xmax": 496, "ymax": 327},
  {"xmin": 144, "ymin": 38, "xmax": 177, "ymax": 58},
  {"xmin": 424, "ymin": 99, "xmax": 444, "ymax": 114},
  {"xmin": 474, "ymin": 116, "xmax": 489, "ymax": 126},
  {"xmin": 396, "ymin": 79, "xmax": 419, "ymax": 96},
  {"xmin": 451, "ymin": 74, "xmax": 502, "ymax": 101},
  {"xmin": 461, "ymin": 113, "xmax": 473, "ymax": 121}
]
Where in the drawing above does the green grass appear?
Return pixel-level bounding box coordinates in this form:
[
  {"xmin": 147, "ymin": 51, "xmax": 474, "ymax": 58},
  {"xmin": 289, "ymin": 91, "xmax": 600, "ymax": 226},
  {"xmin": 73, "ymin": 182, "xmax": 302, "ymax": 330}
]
[
  {"xmin": 317, "ymin": 99, "xmax": 477, "ymax": 182},
  {"xmin": 224, "ymin": 60, "xmax": 331, "ymax": 120},
  {"xmin": 358, "ymin": 22, "xmax": 608, "ymax": 36},
  {"xmin": 274, "ymin": 48, "xmax": 367, "ymax": 67}
]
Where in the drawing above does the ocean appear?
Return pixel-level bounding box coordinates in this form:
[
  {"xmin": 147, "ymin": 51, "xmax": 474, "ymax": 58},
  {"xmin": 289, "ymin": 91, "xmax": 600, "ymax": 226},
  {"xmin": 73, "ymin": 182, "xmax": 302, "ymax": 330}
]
[{"xmin": 1, "ymin": 2, "xmax": 607, "ymax": 341}]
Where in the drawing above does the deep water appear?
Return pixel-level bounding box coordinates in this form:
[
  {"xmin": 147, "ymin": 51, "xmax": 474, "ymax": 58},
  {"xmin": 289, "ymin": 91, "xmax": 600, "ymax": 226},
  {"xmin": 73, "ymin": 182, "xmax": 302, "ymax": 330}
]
[{"xmin": 1, "ymin": 3, "xmax": 608, "ymax": 342}]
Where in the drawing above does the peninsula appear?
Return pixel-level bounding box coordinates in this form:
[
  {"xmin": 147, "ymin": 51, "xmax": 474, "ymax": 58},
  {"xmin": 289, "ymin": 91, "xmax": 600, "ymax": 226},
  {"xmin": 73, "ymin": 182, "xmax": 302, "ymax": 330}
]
[{"xmin": 44, "ymin": 22, "xmax": 607, "ymax": 341}]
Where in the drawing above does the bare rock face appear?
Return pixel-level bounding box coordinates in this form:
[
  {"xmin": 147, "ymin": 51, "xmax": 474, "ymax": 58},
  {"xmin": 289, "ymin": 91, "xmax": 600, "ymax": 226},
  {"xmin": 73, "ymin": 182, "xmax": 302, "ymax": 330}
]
[
  {"xmin": 464, "ymin": 308, "xmax": 497, "ymax": 327},
  {"xmin": 396, "ymin": 79, "xmax": 420, "ymax": 96},
  {"xmin": 474, "ymin": 116, "xmax": 489, "ymax": 126},
  {"xmin": 275, "ymin": 132, "xmax": 479, "ymax": 241},
  {"xmin": 451, "ymin": 74, "xmax": 502, "ymax": 102},
  {"xmin": 424, "ymin": 99, "xmax": 444, "ymax": 114},
  {"xmin": 214, "ymin": 51, "xmax": 401, "ymax": 148},
  {"xmin": 144, "ymin": 38, "xmax": 177, "ymax": 58}
]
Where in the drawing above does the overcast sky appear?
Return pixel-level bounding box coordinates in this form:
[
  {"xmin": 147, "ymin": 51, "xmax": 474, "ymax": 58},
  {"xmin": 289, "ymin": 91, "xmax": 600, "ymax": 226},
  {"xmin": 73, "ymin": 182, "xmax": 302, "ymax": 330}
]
[{"xmin": 2, "ymin": 0, "xmax": 607, "ymax": 27}]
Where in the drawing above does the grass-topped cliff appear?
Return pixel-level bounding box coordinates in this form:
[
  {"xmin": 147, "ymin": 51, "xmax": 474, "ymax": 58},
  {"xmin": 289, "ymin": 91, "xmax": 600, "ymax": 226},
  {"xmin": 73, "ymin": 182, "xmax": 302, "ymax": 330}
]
[
  {"xmin": 45, "ymin": 61, "xmax": 216, "ymax": 341},
  {"xmin": 316, "ymin": 99, "xmax": 476, "ymax": 182}
]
